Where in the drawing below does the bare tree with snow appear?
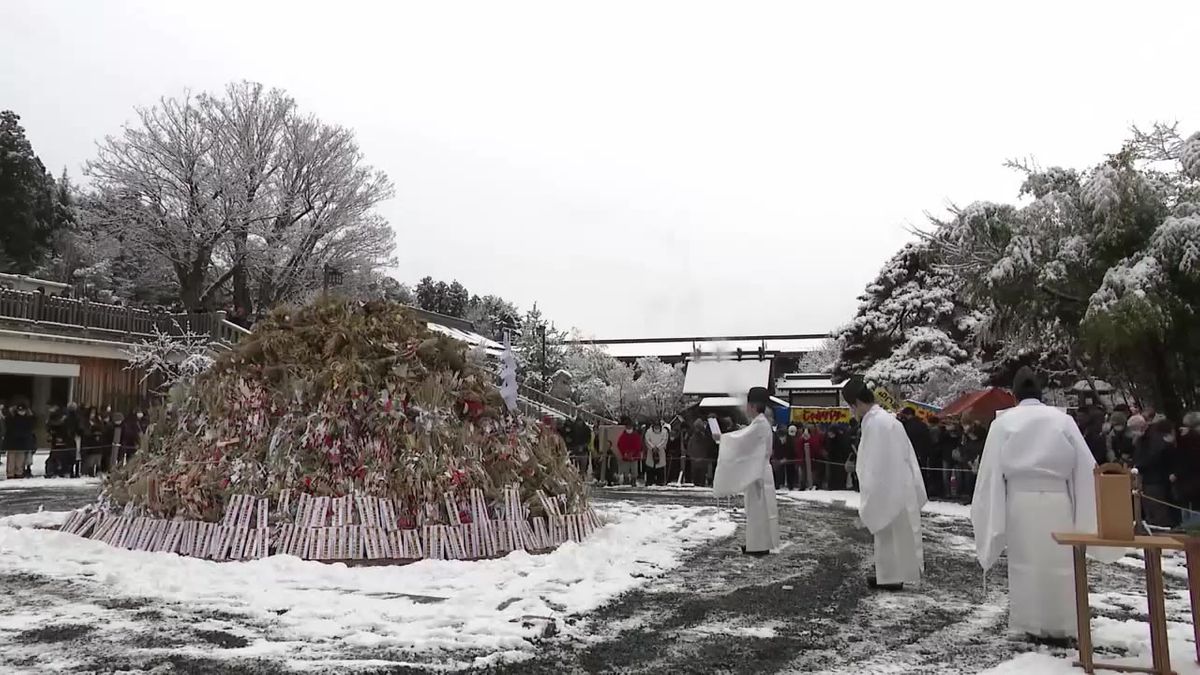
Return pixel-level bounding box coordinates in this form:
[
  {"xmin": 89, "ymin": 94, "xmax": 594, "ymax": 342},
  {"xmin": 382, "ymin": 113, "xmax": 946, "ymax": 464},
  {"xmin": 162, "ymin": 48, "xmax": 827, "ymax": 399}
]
[{"xmin": 85, "ymin": 81, "xmax": 395, "ymax": 314}]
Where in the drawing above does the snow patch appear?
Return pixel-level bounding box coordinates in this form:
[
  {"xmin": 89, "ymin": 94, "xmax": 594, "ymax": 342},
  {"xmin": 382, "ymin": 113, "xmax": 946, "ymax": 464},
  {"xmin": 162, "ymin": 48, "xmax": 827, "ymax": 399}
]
[{"xmin": 0, "ymin": 501, "xmax": 733, "ymax": 669}]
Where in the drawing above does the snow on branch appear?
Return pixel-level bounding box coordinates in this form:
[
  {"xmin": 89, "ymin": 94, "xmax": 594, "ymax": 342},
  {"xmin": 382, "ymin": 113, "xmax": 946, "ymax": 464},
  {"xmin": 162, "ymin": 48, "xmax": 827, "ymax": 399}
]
[{"xmin": 123, "ymin": 323, "xmax": 216, "ymax": 393}]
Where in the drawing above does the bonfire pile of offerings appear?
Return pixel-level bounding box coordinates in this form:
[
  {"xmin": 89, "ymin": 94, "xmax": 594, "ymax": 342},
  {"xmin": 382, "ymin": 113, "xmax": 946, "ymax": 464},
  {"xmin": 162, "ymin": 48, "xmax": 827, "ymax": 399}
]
[{"xmin": 60, "ymin": 300, "xmax": 596, "ymax": 562}]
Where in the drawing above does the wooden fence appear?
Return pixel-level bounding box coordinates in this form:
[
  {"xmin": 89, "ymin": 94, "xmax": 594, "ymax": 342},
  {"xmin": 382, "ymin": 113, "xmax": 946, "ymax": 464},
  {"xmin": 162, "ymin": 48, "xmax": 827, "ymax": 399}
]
[{"xmin": 0, "ymin": 288, "xmax": 248, "ymax": 344}]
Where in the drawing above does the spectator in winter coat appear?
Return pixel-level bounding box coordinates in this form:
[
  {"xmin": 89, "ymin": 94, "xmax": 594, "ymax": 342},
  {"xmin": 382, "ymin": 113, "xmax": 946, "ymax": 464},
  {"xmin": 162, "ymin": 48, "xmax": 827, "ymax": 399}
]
[
  {"xmin": 934, "ymin": 419, "xmax": 961, "ymax": 497},
  {"xmin": 826, "ymin": 424, "xmax": 853, "ymax": 490},
  {"xmin": 569, "ymin": 417, "xmax": 593, "ymax": 475},
  {"xmin": 83, "ymin": 407, "xmax": 110, "ymax": 476},
  {"xmin": 958, "ymin": 423, "xmax": 986, "ymax": 501},
  {"xmin": 772, "ymin": 426, "xmax": 792, "ymax": 489},
  {"xmin": 616, "ymin": 420, "xmax": 644, "ymax": 486},
  {"xmin": 4, "ymin": 401, "xmax": 36, "ymax": 479},
  {"xmin": 796, "ymin": 424, "xmax": 826, "ymax": 489},
  {"xmin": 643, "ymin": 421, "xmax": 669, "ymax": 486},
  {"xmin": 900, "ymin": 410, "xmax": 936, "ymax": 497},
  {"xmin": 1171, "ymin": 412, "xmax": 1200, "ymax": 512},
  {"xmin": 1106, "ymin": 413, "xmax": 1137, "ymax": 467},
  {"xmin": 120, "ymin": 410, "xmax": 148, "ymax": 465},
  {"xmin": 1077, "ymin": 408, "xmax": 1109, "ymax": 465},
  {"xmin": 1137, "ymin": 418, "xmax": 1178, "ymax": 527},
  {"xmin": 666, "ymin": 418, "xmax": 684, "ymax": 484},
  {"xmin": 687, "ymin": 415, "xmax": 718, "ymax": 487}
]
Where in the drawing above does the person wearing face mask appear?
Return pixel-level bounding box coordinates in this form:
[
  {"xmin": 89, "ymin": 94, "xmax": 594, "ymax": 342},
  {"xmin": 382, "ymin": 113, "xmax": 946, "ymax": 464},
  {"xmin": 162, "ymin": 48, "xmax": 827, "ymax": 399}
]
[
  {"xmin": 615, "ymin": 418, "xmax": 644, "ymax": 486},
  {"xmin": 120, "ymin": 409, "xmax": 148, "ymax": 465},
  {"xmin": 1106, "ymin": 412, "xmax": 1136, "ymax": 468}
]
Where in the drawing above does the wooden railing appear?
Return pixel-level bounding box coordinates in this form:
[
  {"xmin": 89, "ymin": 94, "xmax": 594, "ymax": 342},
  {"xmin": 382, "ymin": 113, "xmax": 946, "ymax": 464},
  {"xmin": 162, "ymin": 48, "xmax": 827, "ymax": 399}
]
[
  {"xmin": 0, "ymin": 288, "xmax": 249, "ymax": 344},
  {"xmin": 517, "ymin": 382, "xmax": 615, "ymax": 426}
]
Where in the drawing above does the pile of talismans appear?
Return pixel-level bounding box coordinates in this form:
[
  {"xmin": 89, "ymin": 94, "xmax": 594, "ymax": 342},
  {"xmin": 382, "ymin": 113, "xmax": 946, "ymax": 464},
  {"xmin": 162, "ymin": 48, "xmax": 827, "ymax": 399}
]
[{"xmin": 59, "ymin": 299, "xmax": 598, "ymax": 562}]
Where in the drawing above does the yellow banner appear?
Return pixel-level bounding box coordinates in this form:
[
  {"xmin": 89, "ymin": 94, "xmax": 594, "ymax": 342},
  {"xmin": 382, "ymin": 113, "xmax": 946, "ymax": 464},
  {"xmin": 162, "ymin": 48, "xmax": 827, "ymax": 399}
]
[
  {"xmin": 901, "ymin": 400, "xmax": 941, "ymax": 423},
  {"xmin": 873, "ymin": 387, "xmax": 899, "ymax": 412},
  {"xmin": 790, "ymin": 407, "xmax": 853, "ymax": 425}
]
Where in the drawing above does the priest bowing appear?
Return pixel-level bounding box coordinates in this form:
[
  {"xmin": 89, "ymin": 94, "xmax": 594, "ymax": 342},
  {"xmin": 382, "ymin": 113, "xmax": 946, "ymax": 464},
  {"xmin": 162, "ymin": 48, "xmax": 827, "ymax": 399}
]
[
  {"xmin": 844, "ymin": 377, "xmax": 927, "ymax": 590},
  {"xmin": 713, "ymin": 386, "xmax": 781, "ymax": 556}
]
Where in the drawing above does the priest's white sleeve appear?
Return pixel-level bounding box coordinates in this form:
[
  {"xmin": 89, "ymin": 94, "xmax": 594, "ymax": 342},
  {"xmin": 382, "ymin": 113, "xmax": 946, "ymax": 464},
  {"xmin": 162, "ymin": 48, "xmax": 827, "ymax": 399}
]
[
  {"xmin": 1063, "ymin": 422, "xmax": 1125, "ymax": 564},
  {"xmin": 971, "ymin": 425, "xmax": 1007, "ymax": 572},
  {"xmin": 713, "ymin": 420, "xmax": 770, "ymax": 497}
]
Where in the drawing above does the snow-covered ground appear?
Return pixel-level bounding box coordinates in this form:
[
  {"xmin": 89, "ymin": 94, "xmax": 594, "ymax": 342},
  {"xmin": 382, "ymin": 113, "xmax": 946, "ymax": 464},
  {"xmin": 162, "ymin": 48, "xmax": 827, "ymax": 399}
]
[
  {"xmin": 599, "ymin": 485, "xmax": 1199, "ymax": 675},
  {"xmin": 0, "ymin": 500, "xmax": 733, "ymax": 673},
  {"xmin": 0, "ymin": 481, "xmax": 1196, "ymax": 673}
]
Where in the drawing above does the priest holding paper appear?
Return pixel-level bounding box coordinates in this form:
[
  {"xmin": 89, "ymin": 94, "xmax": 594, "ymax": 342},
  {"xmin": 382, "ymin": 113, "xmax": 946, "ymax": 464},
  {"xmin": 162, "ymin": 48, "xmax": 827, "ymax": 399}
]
[
  {"xmin": 971, "ymin": 367, "xmax": 1120, "ymax": 640},
  {"xmin": 713, "ymin": 387, "xmax": 780, "ymax": 556},
  {"xmin": 844, "ymin": 377, "xmax": 927, "ymax": 590}
]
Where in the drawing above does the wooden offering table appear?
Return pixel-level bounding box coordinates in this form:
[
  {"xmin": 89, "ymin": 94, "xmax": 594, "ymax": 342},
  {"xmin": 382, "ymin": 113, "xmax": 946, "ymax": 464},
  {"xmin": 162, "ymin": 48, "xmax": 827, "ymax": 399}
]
[{"xmin": 1052, "ymin": 533, "xmax": 1195, "ymax": 675}]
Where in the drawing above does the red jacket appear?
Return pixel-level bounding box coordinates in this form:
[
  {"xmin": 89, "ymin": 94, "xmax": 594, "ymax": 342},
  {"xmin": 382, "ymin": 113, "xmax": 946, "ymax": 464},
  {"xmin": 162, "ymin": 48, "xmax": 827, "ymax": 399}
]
[
  {"xmin": 795, "ymin": 430, "xmax": 826, "ymax": 461},
  {"xmin": 617, "ymin": 430, "xmax": 644, "ymax": 461}
]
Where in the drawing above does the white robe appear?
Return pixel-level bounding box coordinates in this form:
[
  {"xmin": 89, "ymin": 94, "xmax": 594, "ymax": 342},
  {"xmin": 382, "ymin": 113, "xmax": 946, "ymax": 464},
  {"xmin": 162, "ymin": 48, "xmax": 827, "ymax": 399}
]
[
  {"xmin": 714, "ymin": 414, "xmax": 780, "ymax": 552},
  {"xmin": 856, "ymin": 405, "xmax": 927, "ymax": 585},
  {"xmin": 971, "ymin": 399, "xmax": 1122, "ymax": 638}
]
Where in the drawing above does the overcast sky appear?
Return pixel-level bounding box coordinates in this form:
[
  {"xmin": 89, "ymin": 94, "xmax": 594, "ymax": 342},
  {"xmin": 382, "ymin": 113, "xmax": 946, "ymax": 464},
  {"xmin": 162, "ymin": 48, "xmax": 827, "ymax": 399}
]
[{"xmin": 3, "ymin": 1, "xmax": 1198, "ymax": 339}]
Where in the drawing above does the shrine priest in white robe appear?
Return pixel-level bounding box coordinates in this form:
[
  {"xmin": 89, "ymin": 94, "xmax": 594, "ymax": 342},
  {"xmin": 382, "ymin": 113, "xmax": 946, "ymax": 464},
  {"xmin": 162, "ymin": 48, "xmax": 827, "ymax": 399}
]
[
  {"xmin": 713, "ymin": 386, "xmax": 781, "ymax": 556},
  {"xmin": 844, "ymin": 377, "xmax": 927, "ymax": 590},
  {"xmin": 971, "ymin": 367, "xmax": 1122, "ymax": 640}
]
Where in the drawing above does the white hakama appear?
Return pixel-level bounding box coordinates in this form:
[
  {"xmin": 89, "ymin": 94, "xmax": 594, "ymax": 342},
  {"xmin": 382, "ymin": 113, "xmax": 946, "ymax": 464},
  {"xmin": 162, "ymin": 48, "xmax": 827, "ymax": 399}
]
[
  {"xmin": 856, "ymin": 405, "xmax": 926, "ymax": 586},
  {"xmin": 873, "ymin": 507, "xmax": 923, "ymax": 586},
  {"xmin": 972, "ymin": 400, "xmax": 1124, "ymax": 638},
  {"xmin": 714, "ymin": 414, "xmax": 780, "ymax": 553}
]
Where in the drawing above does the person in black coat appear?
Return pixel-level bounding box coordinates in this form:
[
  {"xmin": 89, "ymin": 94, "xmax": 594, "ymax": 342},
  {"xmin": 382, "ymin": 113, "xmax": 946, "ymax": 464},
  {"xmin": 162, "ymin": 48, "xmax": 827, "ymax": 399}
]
[
  {"xmin": 772, "ymin": 425, "xmax": 791, "ymax": 489},
  {"xmin": 1171, "ymin": 413, "xmax": 1200, "ymax": 512},
  {"xmin": 119, "ymin": 410, "xmax": 148, "ymax": 465},
  {"xmin": 900, "ymin": 410, "xmax": 937, "ymax": 497},
  {"xmin": 826, "ymin": 424, "xmax": 853, "ymax": 490},
  {"xmin": 4, "ymin": 401, "xmax": 37, "ymax": 479},
  {"xmin": 687, "ymin": 415, "xmax": 718, "ymax": 487},
  {"xmin": 1137, "ymin": 418, "xmax": 1178, "ymax": 527}
]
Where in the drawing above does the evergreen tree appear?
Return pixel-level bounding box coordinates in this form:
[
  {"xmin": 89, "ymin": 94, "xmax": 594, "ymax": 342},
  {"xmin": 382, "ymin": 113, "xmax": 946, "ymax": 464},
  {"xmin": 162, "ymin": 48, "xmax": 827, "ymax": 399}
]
[
  {"xmin": 464, "ymin": 294, "xmax": 522, "ymax": 340},
  {"xmin": 833, "ymin": 241, "xmax": 983, "ymax": 400},
  {"xmin": 0, "ymin": 111, "xmax": 68, "ymax": 274},
  {"xmin": 930, "ymin": 125, "xmax": 1200, "ymax": 415},
  {"xmin": 415, "ymin": 276, "xmax": 470, "ymax": 317},
  {"xmin": 513, "ymin": 304, "xmax": 566, "ymax": 390}
]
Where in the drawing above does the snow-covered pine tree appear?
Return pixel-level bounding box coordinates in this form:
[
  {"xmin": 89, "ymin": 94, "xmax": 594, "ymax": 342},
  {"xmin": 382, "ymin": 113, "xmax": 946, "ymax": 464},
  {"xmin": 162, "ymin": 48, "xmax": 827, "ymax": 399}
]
[
  {"xmin": 513, "ymin": 304, "xmax": 567, "ymax": 391},
  {"xmin": 833, "ymin": 241, "xmax": 984, "ymax": 402},
  {"xmin": 930, "ymin": 125, "xmax": 1199, "ymax": 415}
]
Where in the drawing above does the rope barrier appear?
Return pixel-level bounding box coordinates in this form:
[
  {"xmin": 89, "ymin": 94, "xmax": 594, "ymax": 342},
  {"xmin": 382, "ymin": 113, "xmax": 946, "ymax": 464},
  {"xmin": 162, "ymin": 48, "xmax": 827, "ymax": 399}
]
[{"xmin": 569, "ymin": 453, "xmax": 976, "ymax": 474}]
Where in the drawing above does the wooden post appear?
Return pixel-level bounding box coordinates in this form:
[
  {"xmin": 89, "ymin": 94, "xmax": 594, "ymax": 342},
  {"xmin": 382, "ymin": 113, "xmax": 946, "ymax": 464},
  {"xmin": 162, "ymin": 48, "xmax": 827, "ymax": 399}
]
[
  {"xmin": 1072, "ymin": 545, "xmax": 1095, "ymax": 673},
  {"xmin": 1144, "ymin": 548, "xmax": 1172, "ymax": 674},
  {"xmin": 1186, "ymin": 543, "xmax": 1200, "ymax": 665}
]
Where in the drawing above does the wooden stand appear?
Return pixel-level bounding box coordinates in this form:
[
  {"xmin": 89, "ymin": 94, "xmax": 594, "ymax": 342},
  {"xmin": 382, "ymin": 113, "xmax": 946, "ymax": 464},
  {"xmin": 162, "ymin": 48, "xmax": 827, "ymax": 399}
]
[{"xmin": 1053, "ymin": 533, "xmax": 1196, "ymax": 675}]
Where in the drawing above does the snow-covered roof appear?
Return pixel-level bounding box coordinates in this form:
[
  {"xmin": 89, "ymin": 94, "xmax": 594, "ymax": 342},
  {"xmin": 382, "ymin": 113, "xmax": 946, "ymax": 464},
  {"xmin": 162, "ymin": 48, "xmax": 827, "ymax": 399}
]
[
  {"xmin": 683, "ymin": 358, "xmax": 772, "ymax": 396},
  {"xmin": 1070, "ymin": 379, "xmax": 1114, "ymax": 393},
  {"xmin": 601, "ymin": 338, "xmax": 827, "ymax": 360},
  {"xmin": 698, "ymin": 396, "xmax": 742, "ymax": 408},
  {"xmin": 699, "ymin": 395, "xmax": 787, "ymax": 409},
  {"xmin": 425, "ymin": 322, "xmax": 503, "ymax": 357},
  {"xmin": 775, "ymin": 374, "xmax": 844, "ymax": 391}
]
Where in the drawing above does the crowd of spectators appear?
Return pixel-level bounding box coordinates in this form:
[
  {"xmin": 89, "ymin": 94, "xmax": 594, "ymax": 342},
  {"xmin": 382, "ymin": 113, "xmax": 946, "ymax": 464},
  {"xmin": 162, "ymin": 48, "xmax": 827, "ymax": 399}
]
[{"xmin": 1, "ymin": 400, "xmax": 148, "ymax": 479}]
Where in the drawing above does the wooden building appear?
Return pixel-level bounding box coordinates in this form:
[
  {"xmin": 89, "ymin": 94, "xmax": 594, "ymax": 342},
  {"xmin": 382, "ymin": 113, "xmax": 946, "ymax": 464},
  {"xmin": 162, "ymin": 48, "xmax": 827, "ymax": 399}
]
[{"xmin": 0, "ymin": 283, "xmax": 247, "ymax": 444}]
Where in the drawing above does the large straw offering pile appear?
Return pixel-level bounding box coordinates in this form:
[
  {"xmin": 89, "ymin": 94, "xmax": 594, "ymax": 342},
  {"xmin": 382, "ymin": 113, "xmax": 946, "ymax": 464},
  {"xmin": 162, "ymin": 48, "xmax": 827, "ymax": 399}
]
[{"xmin": 61, "ymin": 300, "xmax": 597, "ymax": 563}]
